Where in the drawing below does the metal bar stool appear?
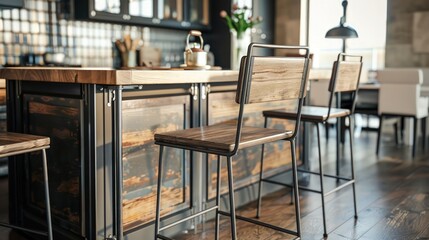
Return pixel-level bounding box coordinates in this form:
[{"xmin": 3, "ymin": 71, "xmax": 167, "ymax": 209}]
[
  {"xmin": 0, "ymin": 132, "xmax": 53, "ymax": 240},
  {"xmin": 258, "ymin": 53, "xmax": 363, "ymax": 238},
  {"xmin": 153, "ymin": 43, "xmax": 311, "ymax": 239}
]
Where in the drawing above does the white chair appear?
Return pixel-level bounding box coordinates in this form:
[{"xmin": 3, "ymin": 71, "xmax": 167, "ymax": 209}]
[{"xmin": 376, "ymin": 68, "xmax": 429, "ymax": 158}]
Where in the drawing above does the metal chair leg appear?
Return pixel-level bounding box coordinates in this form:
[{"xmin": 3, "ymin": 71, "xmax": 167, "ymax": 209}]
[
  {"xmin": 376, "ymin": 115, "xmax": 383, "ymax": 156},
  {"xmin": 422, "ymin": 117, "xmax": 427, "ymax": 150},
  {"xmin": 348, "ymin": 116, "xmax": 358, "ymax": 219},
  {"xmin": 226, "ymin": 156, "xmax": 237, "ymax": 240},
  {"xmin": 336, "ymin": 118, "xmax": 341, "ymax": 178},
  {"xmin": 325, "ymin": 122, "xmax": 330, "ymax": 141},
  {"xmin": 413, "ymin": 117, "xmax": 418, "ymax": 158},
  {"xmin": 290, "ymin": 140, "xmax": 301, "ymax": 237},
  {"xmin": 42, "ymin": 149, "xmax": 53, "ymax": 240},
  {"xmin": 215, "ymin": 155, "xmax": 222, "ymax": 240},
  {"xmin": 316, "ymin": 124, "xmax": 327, "ymax": 237},
  {"xmin": 154, "ymin": 145, "xmax": 164, "ymax": 240},
  {"xmin": 256, "ymin": 117, "xmax": 268, "ymax": 218},
  {"xmin": 393, "ymin": 122, "xmax": 399, "ymax": 145}
]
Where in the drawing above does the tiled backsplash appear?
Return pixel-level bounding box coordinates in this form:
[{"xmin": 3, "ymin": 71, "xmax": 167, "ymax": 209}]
[{"xmin": 0, "ymin": 0, "xmax": 187, "ymax": 67}]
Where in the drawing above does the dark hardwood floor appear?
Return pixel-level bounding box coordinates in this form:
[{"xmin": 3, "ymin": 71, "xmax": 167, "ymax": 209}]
[
  {"xmin": 173, "ymin": 127, "xmax": 429, "ymax": 240},
  {"xmin": 0, "ymin": 127, "xmax": 428, "ymax": 240}
]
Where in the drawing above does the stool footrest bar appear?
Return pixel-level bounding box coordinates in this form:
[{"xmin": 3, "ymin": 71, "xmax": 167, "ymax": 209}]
[
  {"xmin": 156, "ymin": 234, "xmax": 175, "ymax": 240},
  {"xmin": 218, "ymin": 210, "xmax": 299, "ymax": 237},
  {"xmin": 0, "ymin": 222, "xmax": 48, "ymax": 236},
  {"xmin": 159, "ymin": 205, "xmax": 218, "ymax": 232},
  {"xmin": 324, "ymin": 180, "xmax": 355, "ymax": 196},
  {"xmin": 261, "ymin": 178, "xmax": 322, "ymax": 194},
  {"xmin": 297, "ymin": 169, "xmax": 351, "ymax": 181}
]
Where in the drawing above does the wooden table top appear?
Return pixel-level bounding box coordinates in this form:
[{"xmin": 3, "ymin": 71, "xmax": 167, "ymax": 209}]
[
  {"xmin": 0, "ymin": 67, "xmax": 238, "ymax": 85},
  {"xmin": 0, "ymin": 67, "xmax": 333, "ymax": 86}
]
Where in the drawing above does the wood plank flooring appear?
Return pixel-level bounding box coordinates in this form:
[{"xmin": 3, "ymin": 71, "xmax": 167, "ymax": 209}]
[
  {"xmin": 173, "ymin": 129, "xmax": 429, "ymax": 240},
  {"xmin": 0, "ymin": 128, "xmax": 428, "ymax": 240}
]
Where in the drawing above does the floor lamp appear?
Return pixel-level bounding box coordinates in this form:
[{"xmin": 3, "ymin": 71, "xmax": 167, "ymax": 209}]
[{"xmin": 325, "ymin": 0, "xmax": 358, "ymax": 176}]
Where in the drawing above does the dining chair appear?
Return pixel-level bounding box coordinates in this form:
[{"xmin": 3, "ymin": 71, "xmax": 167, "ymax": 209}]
[
  {"xmin": 153, "ymin": 43, "xmax": 311, "ymax": 239},
  {"xmin": 0, "ymin": 132, "xmax": 53, "ymax": 240},
  {"xmin": 259, "ymin": 53, "xmax": 363, "ymax": 238},
  {"xmin": 376, "ymin": 68, "xmax": 428, "ymax": 158}
]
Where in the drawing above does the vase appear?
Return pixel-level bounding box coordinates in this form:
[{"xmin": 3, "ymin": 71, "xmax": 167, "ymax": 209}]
[{"xmin": 231, "ymin": 31, "xmax": 251, "ymax": 70}]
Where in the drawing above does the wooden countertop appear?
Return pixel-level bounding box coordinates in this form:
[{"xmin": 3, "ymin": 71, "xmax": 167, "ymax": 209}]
[
  {"xmin": 0, "ymin": 67, "xmax": 238, "ymax": 85},
  {"xmin": 0, "ymin": 67, "xmax": 332, "ymax": 86}
]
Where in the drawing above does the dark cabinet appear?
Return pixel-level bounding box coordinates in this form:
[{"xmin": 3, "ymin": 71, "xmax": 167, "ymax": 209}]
[
  {"xmin": 0, "ymin": 0, "xmax": 23, "ymax": 8},
  {"xmin": 74, "ymin": 0, "xmax": 210, "ymax": 29}
]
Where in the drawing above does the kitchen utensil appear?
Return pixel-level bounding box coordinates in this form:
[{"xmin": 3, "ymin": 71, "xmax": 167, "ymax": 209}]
[{"xmin": 184, "ymin": 30, "xmax": 207, "ymax": 67}]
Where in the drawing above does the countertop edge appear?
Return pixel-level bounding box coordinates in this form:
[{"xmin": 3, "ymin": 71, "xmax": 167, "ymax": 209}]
[{"xmin": 0, "ymin": 68, "xmax": 240, "ymax": 85}]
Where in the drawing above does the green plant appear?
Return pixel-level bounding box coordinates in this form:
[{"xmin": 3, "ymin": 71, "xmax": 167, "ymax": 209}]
[{"xmin": 220, "ymin": 4, "xmax": 262, "ymax": 39}]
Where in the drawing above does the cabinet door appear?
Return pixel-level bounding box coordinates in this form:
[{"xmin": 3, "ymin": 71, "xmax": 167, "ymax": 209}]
[
  {"xmin": 0, "ymin": 0, "xmax": 23, "ymax": 8},
  {"xmin": 94, "ymin": 0, "xmax": 122, "ymax": 14},
  {"xmin": 188, "ymin": 0, "xmax": 209, "ymax": 26},
  {"xmin": 83, "ymin": 0, "xmax": 208, "ymax": 29},
  {"xmin": 121, "ymin": 90, "xmax": 192, "ymax": 232},
  {"xmin": 128, "ymin": 0, "xmax": 154, "ymax": 18},
  {"xmin": 128, "ymin": 0, "xmax": 184, "ymax": 23},
  {"xmin": 157, "ymin": 0, "xmax": 184, "ymax": 22}
]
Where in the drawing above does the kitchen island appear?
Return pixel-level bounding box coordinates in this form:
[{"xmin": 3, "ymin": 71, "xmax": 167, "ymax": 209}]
[{"xmin": 0, "ymin": 67, "xmax": 311, "ymax": 240}]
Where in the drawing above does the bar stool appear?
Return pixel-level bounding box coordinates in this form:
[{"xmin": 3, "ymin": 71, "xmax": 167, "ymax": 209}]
[
  {"xmin": 153, "ymin": 43, "xmax": 311, "ymax": 239},
  {"xmin": 258, "ymin": 53, "xmax": 363, "ymax": 238},
  {"xmin": 0, "ymin": 132, "xmax": 53, "ymax": 240}
]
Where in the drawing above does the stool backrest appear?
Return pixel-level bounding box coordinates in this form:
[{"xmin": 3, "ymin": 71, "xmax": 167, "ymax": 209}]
[
  {"xmin": 326, "ymin": 53, "xmax": 363, "ymax": 118},
  {"xmin": 232, "ymin": 43, "xmax": 311, "ymax": 154},
  {"xmin": 236, "ymin": 56, "xmax": 309, "ymax": 104}
]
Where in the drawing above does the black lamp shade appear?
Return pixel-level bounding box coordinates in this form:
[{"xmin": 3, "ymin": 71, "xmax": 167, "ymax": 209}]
[{"xmin": 325, "ymin": 25, "xmax": 358, "ymax": 39}]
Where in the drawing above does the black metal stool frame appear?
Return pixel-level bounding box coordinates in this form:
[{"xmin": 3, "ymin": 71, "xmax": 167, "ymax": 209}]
[
  {"xmin": 257, "ymin": 53, "xmax": 363, "ymax": 238},
  {"xmin": 0, "ymin": 145, "xmax": 53, "ymax": 240},
  {"xmin": 154, "ymin": 43, "xmax": 311, "ymax": 240}
]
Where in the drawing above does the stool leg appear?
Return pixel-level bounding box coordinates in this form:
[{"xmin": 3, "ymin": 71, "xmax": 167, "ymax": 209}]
[
  {"xmin": 226, "ymin": 156, "xmax": 237, "ymax": 240},
  {"xmin": 290, "ymin": 140, "xmax": 301, "ymax": 237},
  {"xmin": 348, "ymin": 116, "xmax": 358, "ymax": 219},
  {"xmin": 316, "ymin": 124, "xmax": 327, "ymax": 237},
  {"xmin": 256, "ymin": 117, "xmax": 268, "ymax": 218},
  {"xmin": 422, "ymin": 117, "xmax": 427, "ymax": 150},
  {"xmin": 413, "ymin": 117, "xmax": 418, "ymax": 159},
  {"xmin": 215, "ymin": 155, "xmax": 222, "ymax": 240},
  {"xmin": 42, "ymin": 149, "xmax": 53, "ymax": 240},
  {"xmin": 325, "ymin": 122, "xmax": 330, "ymax": 141},
  {"xmin": 393, "ymin": 122, "xmax": 399, "ymax": 145},
  {"xmin": 376, "ymin": 115, "xmax": 383, "ymax": 156},
  {"xmin": 336, "ymin": 118, "xmax": 341, "ymax": 178},
  {"xmin": 154, "ymin": 145, "xmax": 164, "ymax": 240}
]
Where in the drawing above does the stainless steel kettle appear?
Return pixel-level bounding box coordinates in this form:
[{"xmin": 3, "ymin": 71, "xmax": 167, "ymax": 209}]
[{"xmin": 184, "ymin": 30, "xmax": 207, "ymax": 67}]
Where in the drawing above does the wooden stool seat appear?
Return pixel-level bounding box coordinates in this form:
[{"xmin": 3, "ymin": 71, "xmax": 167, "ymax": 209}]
[
  {"xmin": 155, "ymin": 124, "xmax": 293, "ymax": 154},
  {"xmin": 264, "ymin": 106, "xmax": 350, "ymax": 123},
  {"xmin": 0, "ymin": 132, "xmax": 50, "ymax": 156},
  {"xmin": 0, "ymin": 132, "xmax": 52, "ymax": 240}
]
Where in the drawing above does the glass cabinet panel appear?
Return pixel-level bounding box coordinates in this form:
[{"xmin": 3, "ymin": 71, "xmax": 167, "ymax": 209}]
[
  {"xmin": 121, "ymin": 94, "xmax": 191, "ymax": 230},
  {"xmin": 94, "ymin": 0, "xmax": 121, "ymax": 14},
  {"xmin": 158, "ymin": 0, "xmax": 183, "ymax": 21},
  {"xmin": 189, "ymin": 0, "xmax": 208, "ymax": 25},
  {"xmin": 129, "ymin": 0, "xmax": 154, "ymax": 18}
]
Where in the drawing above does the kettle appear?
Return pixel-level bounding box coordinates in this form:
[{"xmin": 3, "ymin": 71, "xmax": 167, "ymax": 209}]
[{"xmin": 184, "ymin": 30, "xmax": 207, "ymax": 67}]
